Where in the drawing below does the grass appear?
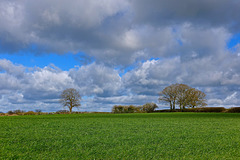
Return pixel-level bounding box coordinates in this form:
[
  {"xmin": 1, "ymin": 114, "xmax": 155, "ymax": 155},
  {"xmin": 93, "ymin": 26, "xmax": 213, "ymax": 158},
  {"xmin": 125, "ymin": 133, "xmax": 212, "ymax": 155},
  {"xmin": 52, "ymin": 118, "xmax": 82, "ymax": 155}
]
[{"xmin": 0, "ymin": 113, "xmax": 240, "ymax": 159}]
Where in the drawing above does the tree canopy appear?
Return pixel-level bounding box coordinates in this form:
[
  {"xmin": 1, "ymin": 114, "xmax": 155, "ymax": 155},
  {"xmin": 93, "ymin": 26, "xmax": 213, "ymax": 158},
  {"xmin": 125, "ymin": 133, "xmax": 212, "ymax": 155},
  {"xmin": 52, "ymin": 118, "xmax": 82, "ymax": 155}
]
[{"xmin": 159, "ymin": 84, "xmax": 207, "ymax": 110}]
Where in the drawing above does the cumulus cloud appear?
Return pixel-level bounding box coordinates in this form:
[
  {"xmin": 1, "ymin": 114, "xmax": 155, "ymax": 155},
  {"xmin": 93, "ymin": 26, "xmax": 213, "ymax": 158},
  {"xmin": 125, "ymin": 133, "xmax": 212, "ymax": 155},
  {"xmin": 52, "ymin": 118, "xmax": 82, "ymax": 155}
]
[
  {"xmin": 0, "ymin": 0, "xmax": 240, "ymax": 111},
  {"xmin": 0, "ymin": 53, "xmax": 240, "ymax": 112},
  {"xmin": 0, "ymin": 59, "xmax": 124, "ymax": 112},
  {"xmin": 122, "ymin": 52, "xmax": 240, "ymax": 106},
  {"xmin": 0, "ymin": 0, "xmax": 238, "ymax": 65},
  {"xmin": 69, "ymin": 63, "xmax": 122, "ymax": 96}
]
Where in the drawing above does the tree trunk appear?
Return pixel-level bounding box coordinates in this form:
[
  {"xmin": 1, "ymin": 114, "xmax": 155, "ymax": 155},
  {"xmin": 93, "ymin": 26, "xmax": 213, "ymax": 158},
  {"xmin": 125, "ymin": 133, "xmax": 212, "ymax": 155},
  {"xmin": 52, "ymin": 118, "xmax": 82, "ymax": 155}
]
[
  {"xmin": 69, "ymin": 102, "xmax": 73, "ymax": 114},
  {"xmin": 170, "ymin": 102, "xmax": 173, "ymax": 110},
  {"xmin": 179, "ymin": 104, "xmax": 182, "ymax": 110},
  {"xmin": 173, "ymin": 100, "xmax": 176, "ymax": 110},
  {"xmin": 69, "ymin": 107, "xmax": 72, "ymax": 114}
]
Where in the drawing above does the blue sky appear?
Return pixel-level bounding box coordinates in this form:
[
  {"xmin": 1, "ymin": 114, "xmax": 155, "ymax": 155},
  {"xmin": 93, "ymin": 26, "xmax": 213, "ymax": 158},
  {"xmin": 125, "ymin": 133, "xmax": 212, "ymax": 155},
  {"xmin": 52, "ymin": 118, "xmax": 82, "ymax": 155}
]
[
  {"xmin": 228, "ymin": 33, "xmax": 240, "ymax": 50},
  {"xmin": 0, "ymin": 0, "xmax": 240, "ymax": 112},
  {"xmin": 0, "ymin": 52, "xmax": 86, "ymax": 71}
]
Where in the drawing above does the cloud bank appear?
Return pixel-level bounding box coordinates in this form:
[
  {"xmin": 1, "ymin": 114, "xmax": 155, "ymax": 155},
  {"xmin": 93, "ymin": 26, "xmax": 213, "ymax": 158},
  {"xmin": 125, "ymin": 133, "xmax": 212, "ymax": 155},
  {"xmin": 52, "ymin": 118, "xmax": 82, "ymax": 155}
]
[{"xmin": 0, "ymin": 0, "xmax": 240, "ymax": 112}]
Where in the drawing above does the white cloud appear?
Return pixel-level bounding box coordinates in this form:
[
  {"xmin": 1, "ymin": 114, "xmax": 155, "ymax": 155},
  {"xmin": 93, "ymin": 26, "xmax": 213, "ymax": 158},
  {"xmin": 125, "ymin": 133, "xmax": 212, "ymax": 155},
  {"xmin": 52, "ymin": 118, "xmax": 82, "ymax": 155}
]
[
  {"xmin": 224, "ymin": 92, "xmax": 238, "ymax": 103},
  {"xmin": 0, "ymin": 0, "xmax": 240, "ymax": 112},
  {"xmin": 0, "ymin": 60, "xmax": 124, "ymax": 112},
  {"xmin": 0, "ymin": 56, "xmax": 240, "ymax": 112},
  {"xmin": 69, "ymin": 63, "xmax": 122, "ymax": 96}
]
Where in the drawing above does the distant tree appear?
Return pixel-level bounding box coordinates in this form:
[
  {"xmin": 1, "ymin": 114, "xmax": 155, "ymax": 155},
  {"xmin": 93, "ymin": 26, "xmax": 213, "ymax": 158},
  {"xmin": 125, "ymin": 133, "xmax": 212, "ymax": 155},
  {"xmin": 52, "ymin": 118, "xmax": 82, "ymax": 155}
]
[
  {"xmin": 158, "ymin": 84, "xmax": 178, "ymax": 110},
  {"xmin": 112, "ymin": 105, "xmax": 124, "ymax": 113},
  {"xmin": 7, "ymin": 110, "xmax": 14, "ymax": 115},
  {"xmin": 175, "ymin": 84, "xmax": 191, "ymax": 109},
  {"xmin": 159, "ymin": 84, "xmax": 207, "ymax": 110},
  {"xmin": 142, "ymin": 103, "xmax": 158, "ymax": 113},
  {"xmin": 35, "ymin": 109, "xmax": 42, "ymax": 113},
  {"xmin": 185, "ymin": 88, "xmax": 207, "ymax": 108},
  {"xmin": 13, "ymin": 109, "xmax": 25, "ymax": 115},
  {"xmin": 35, "ymin": 109, "xmax": 42, "ymax": 115},
  {"xmin": 60, "ymin": 88, "xmax": 81, "ymax": 113}
]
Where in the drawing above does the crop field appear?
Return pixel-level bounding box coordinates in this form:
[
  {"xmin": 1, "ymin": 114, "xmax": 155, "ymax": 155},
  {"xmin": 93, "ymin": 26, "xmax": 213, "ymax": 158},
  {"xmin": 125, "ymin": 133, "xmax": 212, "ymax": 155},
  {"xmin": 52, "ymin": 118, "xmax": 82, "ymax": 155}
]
[{"xmin": 1, "ymin": 113, "xmax": 240, "ymax": 159}]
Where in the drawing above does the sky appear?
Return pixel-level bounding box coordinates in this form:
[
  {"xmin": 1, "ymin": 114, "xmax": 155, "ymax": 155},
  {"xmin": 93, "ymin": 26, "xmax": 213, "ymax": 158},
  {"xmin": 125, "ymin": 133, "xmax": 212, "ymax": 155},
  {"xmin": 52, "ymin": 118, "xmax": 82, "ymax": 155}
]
[{"xmin": 0, "ymin": 0, "xmax": 240, "ymax": 112}]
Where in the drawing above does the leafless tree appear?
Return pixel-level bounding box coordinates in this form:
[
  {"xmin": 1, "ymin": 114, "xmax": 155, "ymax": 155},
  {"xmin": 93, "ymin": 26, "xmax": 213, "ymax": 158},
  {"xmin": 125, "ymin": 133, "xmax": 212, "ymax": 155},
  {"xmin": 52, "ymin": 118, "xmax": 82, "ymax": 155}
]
[{"xmin": 60, "ymin": 88, "xmax": 81, "ymax": 113}]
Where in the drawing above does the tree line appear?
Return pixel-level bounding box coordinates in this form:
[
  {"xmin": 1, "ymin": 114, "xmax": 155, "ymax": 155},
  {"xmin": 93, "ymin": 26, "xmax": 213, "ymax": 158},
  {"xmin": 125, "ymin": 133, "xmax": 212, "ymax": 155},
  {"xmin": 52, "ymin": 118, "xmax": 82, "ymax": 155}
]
[
  {"xmin": 59, "ymin": 84, "xmax": 207, "ymax": 113},
  {"xmin": 3, "ymin": 84, "xmax": 240, "ymax": 115}
]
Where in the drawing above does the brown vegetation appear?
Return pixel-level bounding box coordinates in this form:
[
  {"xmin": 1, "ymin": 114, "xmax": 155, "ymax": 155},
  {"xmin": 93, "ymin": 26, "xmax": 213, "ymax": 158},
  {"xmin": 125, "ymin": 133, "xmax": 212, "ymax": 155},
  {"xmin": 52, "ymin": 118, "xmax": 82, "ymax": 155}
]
[
  {"xmin": 159, "ymin": 83, "xmax": 207, "ymax": 110},
  {"xmin": 112, "ymin": 103, "xmax": 158, "ymax": 113}
]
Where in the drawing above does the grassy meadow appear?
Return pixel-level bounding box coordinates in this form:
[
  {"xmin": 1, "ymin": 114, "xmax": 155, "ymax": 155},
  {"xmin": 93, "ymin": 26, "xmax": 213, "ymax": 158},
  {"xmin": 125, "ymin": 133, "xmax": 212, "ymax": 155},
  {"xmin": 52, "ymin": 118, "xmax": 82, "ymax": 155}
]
[{"xmin": 0, "ymin": 113, "xmax": 240, "ymax": 159}]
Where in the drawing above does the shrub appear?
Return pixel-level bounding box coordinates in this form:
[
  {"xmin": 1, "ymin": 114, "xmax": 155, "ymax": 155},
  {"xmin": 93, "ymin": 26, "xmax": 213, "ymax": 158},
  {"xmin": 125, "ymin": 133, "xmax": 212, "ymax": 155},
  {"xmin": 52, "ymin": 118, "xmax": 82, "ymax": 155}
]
[
  {"xmin": 154, "ymin": 109, "xmax": 171, "ymax": 112},
  {"xmin": 13, "ymin": 110, "xmax": 25, "ymax": 115},
  {"xmin": 135, "ymin": 106, "xmax": 144, "ymax": 113},
  {"xmin": 112, "ymin": 104, "xmax": 160, "ymax": 113},
  {"xmin": 156, "ymin": 107, "xmax": 227, "ymax": 112},
  {"xmin": 35, "ymin": 109, "xmax": 42, "ymax": 115},
  {"xmin": 0, "ymin": 112, "xmax": 5, "ymax": 116},
  {"xmin": 198, "ymin": 107, "xmax": 226, "ymax": 112},
  {"xmin": 112, "ymin": 105, "xmax": 140, "ymax": 113},
  {"xmin": 181, "ymin": 107, "xmax": 226, "ymax": 112},
  {"xmin": 112, "ymin": 105, "xmax": 124, "ymax": 113},
  {"xmin": 72, "ymin": 111, "xmax": 82, "ymax": 114},
  {"xmin": 227, "ymin": 107, "xmax": 240, "ymax": 113},
  {"xmin": 142, "ymin": 103, "xmax": 158, "ymax": 113},
  {"xmin": 24, "ymin": 111, "xmax": 36, "ymax": 115},
  {"xmin": 7, "ymin": 110, "xmax": 14, "ymax": 115},
  {"xmin": 182, "ymin": 108, "xmax": 200, "ymax": 112},
  {"xmin": 56, "ymin": 110, "xmax": 70, "ymax": 114},
  {"xmin": 125, "ymin": 105, "xmax": 136, "ymax": 113}
]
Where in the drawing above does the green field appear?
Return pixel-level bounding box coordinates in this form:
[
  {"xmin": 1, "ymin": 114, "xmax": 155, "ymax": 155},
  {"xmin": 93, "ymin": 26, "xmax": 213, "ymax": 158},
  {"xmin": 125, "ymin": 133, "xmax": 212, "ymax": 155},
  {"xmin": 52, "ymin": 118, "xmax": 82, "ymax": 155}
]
[{"xmin": 1, "ymin": 113, "xmax": 240, "ymax": 159}]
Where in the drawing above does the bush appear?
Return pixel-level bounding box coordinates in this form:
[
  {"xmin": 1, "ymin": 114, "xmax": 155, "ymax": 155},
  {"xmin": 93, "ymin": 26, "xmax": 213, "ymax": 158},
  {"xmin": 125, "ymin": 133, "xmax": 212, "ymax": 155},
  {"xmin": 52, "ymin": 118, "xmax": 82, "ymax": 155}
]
[
  {"xmin": 227, "ymin": 107, "xmax": 240, "ymax": 113},
  {"xmin": 180, "ymin": 107, "xmax": 226, "ymax": 112},
  {"xmin": 154, "ymin": 109, "xmax": 171, "ymax": 112},
  {"xmin": 24, "ymin": 111, "xmax": 36, "ymax": 115},
  {"xmin": 7, "ymin": 110, "xmax": 14, "ymax": 115},
  {"xmin": 142, "ymin": 103, "xmax": 158, "ymax": 113},
  {"xmin": 112, "ymin": 105, "xmax": 140, "ymax": 113},
  {"xmin": 156, "ymin": 107, "xmax": 227, "ymax": 112},
  {"xmin": 112, "ymin": 105, "xmax": 124, "ymax": 113},
  {"xmin": 56, "ymin": 110, "xmax": 70, "ymax": 114},
  {"xmin": 13, "ymin": 110, "xmax": 25, "ymax": 115},
  {"xmin": 35, "ymin": 109, "xmax": 42, "ymax": 115},
  {"xmin": 198, "ymin": 107, "xmax": 226, "ymax": 112},
  {"xmin": 125, "ymin": 105, "xmax": 137, "ymax": 113},
  {"xmin": 72, "ymin": 111, "xmax": 82, "ymax": 114},
  {"xmin": 181, "ymin": 108, "xmax": 200, "ymax": 112}
]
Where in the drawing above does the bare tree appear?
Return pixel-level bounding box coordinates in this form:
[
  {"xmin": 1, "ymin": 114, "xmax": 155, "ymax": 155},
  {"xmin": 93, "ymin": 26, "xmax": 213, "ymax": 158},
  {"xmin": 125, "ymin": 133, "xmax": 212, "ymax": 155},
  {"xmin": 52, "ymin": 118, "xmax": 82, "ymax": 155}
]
[{"xmin": 60, "ymin": 88, "xmax": 81, "ymax": 113}]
